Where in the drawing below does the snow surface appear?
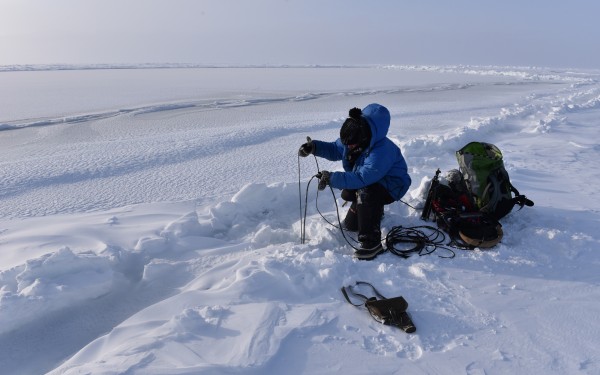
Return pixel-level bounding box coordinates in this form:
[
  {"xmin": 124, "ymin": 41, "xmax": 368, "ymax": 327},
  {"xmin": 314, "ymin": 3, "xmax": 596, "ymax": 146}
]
[{"xmin": 0, "ymin": 66, "xmax": 599, "ymax": 374}]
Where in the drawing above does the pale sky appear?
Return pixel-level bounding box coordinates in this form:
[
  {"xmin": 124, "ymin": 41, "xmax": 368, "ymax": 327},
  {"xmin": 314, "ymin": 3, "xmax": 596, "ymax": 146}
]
[{"xmin": 1, "ymin": 0, "xmax": 599, "ymax": 68}]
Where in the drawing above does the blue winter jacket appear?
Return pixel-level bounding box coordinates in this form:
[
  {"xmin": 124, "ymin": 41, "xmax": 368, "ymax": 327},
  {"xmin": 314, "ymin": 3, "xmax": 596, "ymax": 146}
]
[{"xmin": 312, "ymin": 103, "xmax": 411, "ymax": 201}]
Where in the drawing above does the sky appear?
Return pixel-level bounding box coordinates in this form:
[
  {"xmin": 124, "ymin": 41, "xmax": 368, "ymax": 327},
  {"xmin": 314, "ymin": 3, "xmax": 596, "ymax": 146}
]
[{"xmin": 1, "ymin": 0, "xmax": 600, "ymax": 69}]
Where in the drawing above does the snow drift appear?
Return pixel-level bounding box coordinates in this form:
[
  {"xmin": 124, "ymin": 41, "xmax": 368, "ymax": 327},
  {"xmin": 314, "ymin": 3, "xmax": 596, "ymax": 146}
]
[{"xmin": 0, "ymin": 66, "xmax": 599, "ymax": 374}]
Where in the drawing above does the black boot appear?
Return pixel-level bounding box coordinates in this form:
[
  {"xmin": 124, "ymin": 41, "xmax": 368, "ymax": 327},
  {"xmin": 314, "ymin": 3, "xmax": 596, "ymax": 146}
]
[
  {"xmin": 354, "ymin": 202, "xmax": 384, "ymax": 260},
  {"xmin": 342, "ymin": 201, "xmax": 358, "ymax": 232}
]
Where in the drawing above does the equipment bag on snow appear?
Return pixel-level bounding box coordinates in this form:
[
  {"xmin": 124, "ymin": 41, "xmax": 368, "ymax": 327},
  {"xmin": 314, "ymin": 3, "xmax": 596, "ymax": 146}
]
[
  {"xmin": 442, "ymin": 210, "xmax": 504, "ymax": 248},
  {"xmin": 341, "ymin": 281, "xmax": 416, "ymax": 333},
  {"xmin": 428, "ymin": 183, "xmax": 503, "ymax": 248},
  {"xmin": 456, "ymin": 141, "xmax": 533, "ymax": 220}
]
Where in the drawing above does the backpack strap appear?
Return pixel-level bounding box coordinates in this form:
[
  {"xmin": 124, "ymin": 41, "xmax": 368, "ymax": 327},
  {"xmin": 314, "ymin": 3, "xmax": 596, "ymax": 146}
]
[
  {"xmin": 479, "ymin": 168, "xmax": 507, "ymax": 213},
  {"xmin": 509, "ymin": 183, "xmax": 534, "ymax": 209}
]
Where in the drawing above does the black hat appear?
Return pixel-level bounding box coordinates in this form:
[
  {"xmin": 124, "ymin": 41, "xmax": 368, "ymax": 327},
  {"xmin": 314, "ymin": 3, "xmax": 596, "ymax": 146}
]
[{"xmin": 340, "ymin": 107, "xmax": 371, "ymax": 146}]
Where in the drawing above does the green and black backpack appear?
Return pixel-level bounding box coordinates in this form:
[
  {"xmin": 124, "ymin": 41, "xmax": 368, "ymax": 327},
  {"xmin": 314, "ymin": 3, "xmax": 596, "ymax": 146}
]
[
  {"xmin": 421, "ymin": 142, "xmax": 534, "ymax": 249},
  {"xmin": 456, "ymin": 141, "xmax": 533, "ymax": 220}
]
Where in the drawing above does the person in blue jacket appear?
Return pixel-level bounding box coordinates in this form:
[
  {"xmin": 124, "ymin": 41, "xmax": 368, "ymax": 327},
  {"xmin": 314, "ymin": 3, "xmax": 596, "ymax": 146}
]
[{"xmin": 298, "ymin": 103, "xmax": 411, "ymax": 260}]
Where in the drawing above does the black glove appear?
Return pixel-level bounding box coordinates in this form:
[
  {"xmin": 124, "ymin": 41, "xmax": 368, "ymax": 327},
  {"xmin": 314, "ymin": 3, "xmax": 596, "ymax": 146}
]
[
  {"xmin": 317, "ymin": 170, "xmax": 330, "ymax": 191},
  {"xmin": 298, "ymin": 136, "xmax": 314, "ymax": 157}
]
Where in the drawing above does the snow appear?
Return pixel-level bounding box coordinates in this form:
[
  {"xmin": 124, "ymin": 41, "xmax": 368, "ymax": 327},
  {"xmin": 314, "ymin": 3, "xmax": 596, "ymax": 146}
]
[{"xmin": 0, "ymin": 65, "xmax": 599, "ymax": 374}]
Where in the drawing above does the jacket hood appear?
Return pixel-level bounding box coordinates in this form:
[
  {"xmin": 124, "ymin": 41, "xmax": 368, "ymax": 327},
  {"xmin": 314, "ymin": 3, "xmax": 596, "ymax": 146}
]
[{"xmin": 362, "ymin": 103, "xmax": 390, "ymax": 147}]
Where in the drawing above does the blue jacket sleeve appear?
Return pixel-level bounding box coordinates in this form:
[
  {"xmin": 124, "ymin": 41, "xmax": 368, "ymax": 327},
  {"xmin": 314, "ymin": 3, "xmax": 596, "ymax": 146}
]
[{"xmin": 312, "ymin": 139, "xmax": 345, "ymax": 162}]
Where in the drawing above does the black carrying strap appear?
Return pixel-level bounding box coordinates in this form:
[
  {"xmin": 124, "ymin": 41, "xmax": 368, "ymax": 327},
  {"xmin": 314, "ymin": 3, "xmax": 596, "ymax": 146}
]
[
  {"xmin": 341, "ymin": 281, "xmax": 386, "ymax": 306},
  {"xmin": 341, "ymin": 281, "xmax": 416, "ymax": 333}
]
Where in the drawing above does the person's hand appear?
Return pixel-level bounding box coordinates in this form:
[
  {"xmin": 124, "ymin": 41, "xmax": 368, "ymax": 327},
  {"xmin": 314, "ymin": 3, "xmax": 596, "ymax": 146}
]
[
  {"xmin": 298, "ymin": 136, "xmax": 314, "ymax": 157},
  {"xmin": 317, "ymin": 170, "xmax": 330, "ymax": 191}
]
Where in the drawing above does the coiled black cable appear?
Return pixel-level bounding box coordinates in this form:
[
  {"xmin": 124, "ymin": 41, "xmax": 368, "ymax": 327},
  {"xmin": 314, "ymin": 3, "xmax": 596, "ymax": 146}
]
[{"xmin": 385, "ymin": 225, "xmax": 456, "ymax": 259}]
